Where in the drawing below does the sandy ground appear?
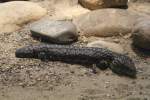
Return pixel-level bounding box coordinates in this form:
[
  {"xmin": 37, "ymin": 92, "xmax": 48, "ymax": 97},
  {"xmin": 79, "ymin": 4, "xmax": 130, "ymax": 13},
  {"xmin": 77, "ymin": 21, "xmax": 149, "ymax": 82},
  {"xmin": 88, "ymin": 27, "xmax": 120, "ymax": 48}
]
[{"xmin": 0, "ymin": 0, "xmax": 150, "ymax": 100}]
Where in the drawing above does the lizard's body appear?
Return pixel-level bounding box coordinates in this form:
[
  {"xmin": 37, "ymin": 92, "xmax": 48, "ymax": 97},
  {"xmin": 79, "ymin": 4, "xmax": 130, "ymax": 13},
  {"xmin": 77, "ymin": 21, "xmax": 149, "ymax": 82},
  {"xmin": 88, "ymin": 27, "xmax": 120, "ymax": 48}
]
[{"xmin": 15, "ymin": 44, "xmax": 137, "ymax": 78}]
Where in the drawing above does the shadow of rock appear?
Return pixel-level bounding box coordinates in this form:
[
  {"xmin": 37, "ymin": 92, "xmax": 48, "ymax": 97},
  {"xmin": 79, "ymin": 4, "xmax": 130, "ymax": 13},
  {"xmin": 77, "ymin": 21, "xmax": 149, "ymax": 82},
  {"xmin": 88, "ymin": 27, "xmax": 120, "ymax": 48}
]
[{"xmin": 132, "ymin": 45, "xmax": 150, "ymax": 57}]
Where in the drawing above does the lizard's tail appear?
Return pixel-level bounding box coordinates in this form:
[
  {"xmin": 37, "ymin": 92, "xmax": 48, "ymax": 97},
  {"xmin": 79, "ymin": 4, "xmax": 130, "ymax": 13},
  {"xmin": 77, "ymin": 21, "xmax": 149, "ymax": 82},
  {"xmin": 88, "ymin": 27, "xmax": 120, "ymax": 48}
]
[{"xmin": 15, "ymin": 45, "xmax": 35, "ymax": 58}]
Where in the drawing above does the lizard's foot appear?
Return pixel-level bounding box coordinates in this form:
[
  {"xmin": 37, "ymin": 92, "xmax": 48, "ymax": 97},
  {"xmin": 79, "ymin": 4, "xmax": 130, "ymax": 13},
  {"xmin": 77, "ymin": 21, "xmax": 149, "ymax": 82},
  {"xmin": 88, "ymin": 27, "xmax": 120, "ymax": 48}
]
[{"xmin": 96, "ymin": 60, "xmax": 109, "ymax": 70}]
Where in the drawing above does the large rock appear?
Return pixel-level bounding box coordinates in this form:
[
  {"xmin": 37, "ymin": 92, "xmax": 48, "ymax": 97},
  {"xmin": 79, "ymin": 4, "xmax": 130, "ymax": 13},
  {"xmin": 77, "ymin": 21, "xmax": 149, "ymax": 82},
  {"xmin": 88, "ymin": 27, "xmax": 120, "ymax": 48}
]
[
  {"xmin": 0, "ymin": 0, "xmax": 27, "ymax": 3},
  {"xmin": 53, "ymin": 5, "xmax": 90, "ymax": 20},
  {"xmin": 87, "ymin": 40, "xmax": 124, "ymax": 54},
  {"xmin": 73, "ymin": 9, "xmax": 137, "ymax": 37},
  {"xmin": 129, "ymin": 0, "xmax": 150, "ymax": 3},
  {"xmin": 51, "ymin": 0, "xmax": 90, "ymax": 20},
  {"xmin": 0, "ymin": 1, "xmax": 47, "ymax": 33},
  {"xmin": 30, "ymin": 19, "xmax": 78, "ymax": 44},
  {"xmin": 128, "ymin": 1, "xmax": 150, "ymax": 15},
  {"xmin": 132, "ymin": 17, "xmax": 150, "ymax": 50},
  {"xmin": 79, "ymin": 0, "xmax": 128, "ymax": 10}
]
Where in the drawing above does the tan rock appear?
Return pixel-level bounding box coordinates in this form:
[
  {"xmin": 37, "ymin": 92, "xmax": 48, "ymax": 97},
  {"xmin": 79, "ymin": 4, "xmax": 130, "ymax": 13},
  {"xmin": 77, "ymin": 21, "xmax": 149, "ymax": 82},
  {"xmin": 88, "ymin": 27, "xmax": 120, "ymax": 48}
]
[
  {"xmin": 53, "ymin": 5, "xmax": 90, "ymax": 20},
  {"xmin": 50, "ymin": 0, "xmax": 90, "ymax": 20},
  {"xmin": 129, "ymin": 0, "xmax": 150, "ymax": 3},
  {"xmin": 128, "ymin": 2, "xmax": 150, "ymax": 16},
  {"xmin": 79, "ymin": 0, "xmax": 128, "ymax": 10},
  {"xmin": 0, "ymin": 1, "xmax": 47, "ymax": 33},
  {"xmin": 0, "ymin": 0, "xmax": 27, "ymax": 3},
  {"xmin": 73, "ymin": 9, "xmax": 137, "ymax": 37},
  {"xmin": 87, "ymin": 40, "xmax": 124, "ymax": 54}
]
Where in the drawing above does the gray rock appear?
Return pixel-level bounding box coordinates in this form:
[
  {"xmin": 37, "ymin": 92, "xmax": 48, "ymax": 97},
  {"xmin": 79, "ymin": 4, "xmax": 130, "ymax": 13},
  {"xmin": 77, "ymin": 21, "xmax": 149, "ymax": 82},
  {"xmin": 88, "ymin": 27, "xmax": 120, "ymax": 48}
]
[
  {"xmin": 73, "ymin": 9, "xmax": 137, "ymax": 37},
  {"xmin": 87, "ymin": 40, "xmax": 124, "ymax": 54},
  {"xmin": 132, "ymin": 17, "xmax": 150, "ymax": 50},
  {"xmin": 30, "ymin": 19, "xmax": 78, "ymax": 44}
]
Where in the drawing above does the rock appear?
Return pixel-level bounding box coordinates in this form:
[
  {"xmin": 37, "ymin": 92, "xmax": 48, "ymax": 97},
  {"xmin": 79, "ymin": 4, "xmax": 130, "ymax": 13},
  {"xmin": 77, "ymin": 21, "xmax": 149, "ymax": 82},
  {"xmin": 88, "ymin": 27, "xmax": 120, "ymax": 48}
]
[
  {"xmin": 79, "ymin": 0, "xmax": 128, "ymax": 10},
  {"xmin": 30, "ymin": 19, "xmax": 78, "ymax": 44},
  {"xmin": 73, "ymin": 9, "xmax": 137, "ymax": 37},
  {"xmin": 0, "ymin": 0, "xmax": 27, "ymax": 3},
  {"xmin": 53, "ymin": 5, "xmax": 90, "ymax": 20},
  {"xmin": 50, "ymin": 0, "xmax": 90, "ymax": 20},
  {"xmin": 87, "ymin": 40, "xmax": 124, "ymax": 54},
  {"xmin": 128, "ymin": 1, "xmax": 150, "ymax": 15},
  {"xmin": 129, "ymin": 0, "xmax": 150, "ymax": 3},
  {"xmin": 0, "ymin": 1, "xmax": 47, "ymax": 33},
  {"xmin": 132, "ymin": 17, "xmax": 150, "ymax": 50}
]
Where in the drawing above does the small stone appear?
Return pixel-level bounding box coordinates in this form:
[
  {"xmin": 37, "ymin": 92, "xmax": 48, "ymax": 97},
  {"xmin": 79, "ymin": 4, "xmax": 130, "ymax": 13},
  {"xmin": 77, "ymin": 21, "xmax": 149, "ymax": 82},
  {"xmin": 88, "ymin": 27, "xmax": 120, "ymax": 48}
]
[
  {"xmin": 105, "ymin": 81, "xmax": 110, "ymax": 84},
  {"xmin": 104, "ymin": 85, "xmax": 109, "ymax": 88},
  {"xmin": 131, "ymin": 81, "xmax": 136, "ymax": 84},
  {"xmin": 30, "ymin": 19, "xmax": 78, "ymax": 44},
  {"xmin": 87, "ymin": 40, "xmax": 124, "ymax": 54},
  {"xmin": 139, "ymin": 91, "xmax": 143, "ymax": 95},
  {"xmin": 106, "ymin": 94, "xmax": 111, "ymax": 97},
  {"xmin": 113, "ymin": 39, "xmax": 120, "ymax": 43},
  {"xmin": 70, "ymin": 70, "xmax": 75, "ymax": 74},
  {"xmin": 105, "ymin": 72, "xmax": 109, "ymax": 76}
]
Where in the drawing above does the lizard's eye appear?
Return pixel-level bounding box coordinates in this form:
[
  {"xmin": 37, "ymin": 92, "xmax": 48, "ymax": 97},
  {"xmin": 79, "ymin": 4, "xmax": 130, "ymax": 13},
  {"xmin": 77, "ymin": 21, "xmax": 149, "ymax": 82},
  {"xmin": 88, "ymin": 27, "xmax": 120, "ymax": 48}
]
[{"xmin": 109, "ymin": 55, "xmax": 136, "ymax": 78}]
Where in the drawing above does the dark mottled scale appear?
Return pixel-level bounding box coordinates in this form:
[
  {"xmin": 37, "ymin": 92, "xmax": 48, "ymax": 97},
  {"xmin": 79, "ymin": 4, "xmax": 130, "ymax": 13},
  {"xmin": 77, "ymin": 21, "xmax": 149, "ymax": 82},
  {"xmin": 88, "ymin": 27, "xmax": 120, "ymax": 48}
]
[
  {"xmin": 15, "ymin": 44, "xmax": 137, "ymax": 78},
  {"xmin": 16, "ymin": 44, "xmax": 113, "ymax": 66}
]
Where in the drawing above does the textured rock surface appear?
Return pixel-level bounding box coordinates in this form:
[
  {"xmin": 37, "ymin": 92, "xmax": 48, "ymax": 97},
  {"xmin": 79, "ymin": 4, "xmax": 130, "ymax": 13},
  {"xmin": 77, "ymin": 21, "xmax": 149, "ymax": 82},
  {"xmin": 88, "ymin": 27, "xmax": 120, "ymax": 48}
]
[
  {"xmin": 128, "ymin": 1, "xmax": 150, "ymax": 15},
  {"xmin": 129, "ymin": 0, "xmax": 150, "ymax": 3},
  {"xmin": 87, "ymin": 40, "xmax": 124, "ymax": 54},
  {"xmin": 46, "ymin": 0, "xmax": 90, "ymax": 20},
  {"xmin": 79, "ymin": 0, "xmax": 128, "ymax": 10},
  {"xmin": 53, "ymin": 3, "xmax": 90, "ymax": 20},
  {"xmin": 0, "ymin": 1, "xmax": 47, "ymax": 33},
  {"xmin": 0, "ymin": 0, "xmax": 27, "ymax": 2},
  {"xmin": 73, "ymin": 9, "xmax": 137, "ymax": 37},
  {"xmin": 30, "ymin": 19, "xmax": 78, "ymax": 44},
  {"xmin": 132, "ymin": 17, "xmax": 150, "ymax": 50}
]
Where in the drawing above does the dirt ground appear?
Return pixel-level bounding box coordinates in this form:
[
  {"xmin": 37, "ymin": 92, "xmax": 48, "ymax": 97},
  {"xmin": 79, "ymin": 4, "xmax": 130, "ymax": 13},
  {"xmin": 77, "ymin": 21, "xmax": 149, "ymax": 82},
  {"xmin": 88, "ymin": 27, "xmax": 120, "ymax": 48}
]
[{"xmin": 0, "ymin": 0, "xmax": 150, "ymax": 100}]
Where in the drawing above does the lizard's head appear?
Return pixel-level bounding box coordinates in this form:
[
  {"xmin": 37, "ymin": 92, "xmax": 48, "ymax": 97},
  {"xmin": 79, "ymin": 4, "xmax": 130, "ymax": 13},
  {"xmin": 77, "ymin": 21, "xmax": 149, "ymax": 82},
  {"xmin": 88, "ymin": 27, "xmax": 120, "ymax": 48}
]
[
  {"xmin": 15, "ymin": 46, "xmax": 35, "ymax": 58},
  {"xmin": 109, "ymin": 54, "xmax": 137, "ymax": 78}
]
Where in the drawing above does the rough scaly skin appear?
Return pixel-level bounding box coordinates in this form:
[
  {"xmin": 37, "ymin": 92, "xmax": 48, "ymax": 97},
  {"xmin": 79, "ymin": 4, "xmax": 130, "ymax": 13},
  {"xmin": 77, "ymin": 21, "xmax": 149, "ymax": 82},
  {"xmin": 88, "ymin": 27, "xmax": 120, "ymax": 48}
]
[{"xmin": 15, "ymin": 44, "xmax": 137, "ymax": 78}]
